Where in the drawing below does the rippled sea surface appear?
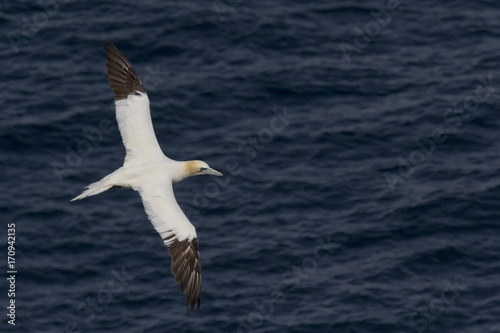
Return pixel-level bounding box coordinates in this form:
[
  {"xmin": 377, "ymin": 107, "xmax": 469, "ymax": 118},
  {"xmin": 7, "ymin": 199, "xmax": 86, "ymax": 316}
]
[{"xmin": 1, "ymin": 0, "xmax": 499, "ymax": 332}]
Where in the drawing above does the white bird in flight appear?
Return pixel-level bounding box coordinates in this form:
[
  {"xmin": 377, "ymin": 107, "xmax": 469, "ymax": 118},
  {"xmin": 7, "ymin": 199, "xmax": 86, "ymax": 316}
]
[{"xmin": 71, "ymin": 42, "xmax": 223, "ymax": 311}]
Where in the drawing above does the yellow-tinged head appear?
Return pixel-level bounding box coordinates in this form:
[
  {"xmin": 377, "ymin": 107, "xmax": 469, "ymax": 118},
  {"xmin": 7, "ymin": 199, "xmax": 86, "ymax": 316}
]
[{"xmin": 185, "ymin": 160, "xmax": 223, "ymax": 177}]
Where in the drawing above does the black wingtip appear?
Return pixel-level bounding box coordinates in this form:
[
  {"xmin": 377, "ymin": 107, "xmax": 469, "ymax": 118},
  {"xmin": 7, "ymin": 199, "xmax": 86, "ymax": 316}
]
[
  {"xmin": 188, "ymin": 296, "xmax": 200, "ymax": 312},
  {"xmin": 102, "ymin": 40, "xmax": 112, "ymax": 50},
  {"xmin": 167, "ymin": 238, "xmax": 202, "ymax": 312},
  {"xmin": 102, "ymin": 41, "xmax": 146, "ymax": 101}
]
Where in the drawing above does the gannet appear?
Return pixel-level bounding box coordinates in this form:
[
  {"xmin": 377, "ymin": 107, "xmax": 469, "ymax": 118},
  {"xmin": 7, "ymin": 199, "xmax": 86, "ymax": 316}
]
[{"xmin": 71, "ymin": 42, "xmax": 223, "ymax": 311}]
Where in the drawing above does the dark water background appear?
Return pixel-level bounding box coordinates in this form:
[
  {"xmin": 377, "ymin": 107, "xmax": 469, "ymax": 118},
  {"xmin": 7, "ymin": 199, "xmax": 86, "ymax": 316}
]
[{"xmin": 1, "ymin": 0, "xmax": 499, "ymax": 332}]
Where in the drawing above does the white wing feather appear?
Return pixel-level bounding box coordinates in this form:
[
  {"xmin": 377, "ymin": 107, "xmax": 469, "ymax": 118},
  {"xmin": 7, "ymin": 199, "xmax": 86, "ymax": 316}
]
[
  {"xmin": 134, "ymin": 181, "xmax": 202, "ymax": 311},
  {"xmin": 115, "ymin": 92, "xmax": 166, "ymax": 164},
  {"xmin": 134, "ymin": 182, "xmax": 197, "ymax": 244}
]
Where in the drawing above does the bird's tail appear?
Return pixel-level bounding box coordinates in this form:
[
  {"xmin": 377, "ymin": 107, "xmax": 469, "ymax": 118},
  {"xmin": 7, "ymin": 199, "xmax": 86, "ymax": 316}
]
[{"xmin": 71, "ymin": 178, "xmax": 113, "ymax": 202}]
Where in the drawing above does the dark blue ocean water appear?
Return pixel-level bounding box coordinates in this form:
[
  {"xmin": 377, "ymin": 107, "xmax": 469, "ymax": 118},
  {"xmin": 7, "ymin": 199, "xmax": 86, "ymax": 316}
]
[{"xmin": 1, "ymin": 0, "xmax": 499, "ymax": 332}]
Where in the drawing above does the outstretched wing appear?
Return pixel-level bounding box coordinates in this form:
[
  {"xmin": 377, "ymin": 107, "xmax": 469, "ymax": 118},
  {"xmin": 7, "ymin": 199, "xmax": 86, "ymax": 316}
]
[
  {"xmin": 135, "ymin": 182, "xmax": 201, "ymax": 311},
  {"xmin": 103, "ymin": 42, "xmax": 165, "ymax": 164}
]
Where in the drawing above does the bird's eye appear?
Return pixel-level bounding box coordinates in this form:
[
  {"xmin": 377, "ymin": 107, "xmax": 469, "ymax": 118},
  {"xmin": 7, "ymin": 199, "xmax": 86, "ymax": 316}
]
[{"xmin": 199, "ymin": 167, "xmax": 208, "ymax": 172}]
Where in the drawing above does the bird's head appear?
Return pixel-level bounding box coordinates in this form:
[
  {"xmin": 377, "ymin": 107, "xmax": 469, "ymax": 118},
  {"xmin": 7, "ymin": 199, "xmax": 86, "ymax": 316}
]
[{"xmin": 185, "ymin": 160, "xmax": 223, "ymax": 178}]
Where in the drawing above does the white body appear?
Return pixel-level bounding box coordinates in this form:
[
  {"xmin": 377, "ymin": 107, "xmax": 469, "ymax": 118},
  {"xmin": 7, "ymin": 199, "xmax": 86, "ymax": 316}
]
[{"xmin": 72, "ymin": 92, "xmax": 198, "ymax": 242}]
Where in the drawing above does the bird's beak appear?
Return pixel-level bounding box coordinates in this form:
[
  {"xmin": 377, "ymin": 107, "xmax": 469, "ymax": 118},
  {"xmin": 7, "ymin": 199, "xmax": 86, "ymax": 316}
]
[{"xmin": 202, "ymin": 168, "xmax": 223, "ymax": 177}]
